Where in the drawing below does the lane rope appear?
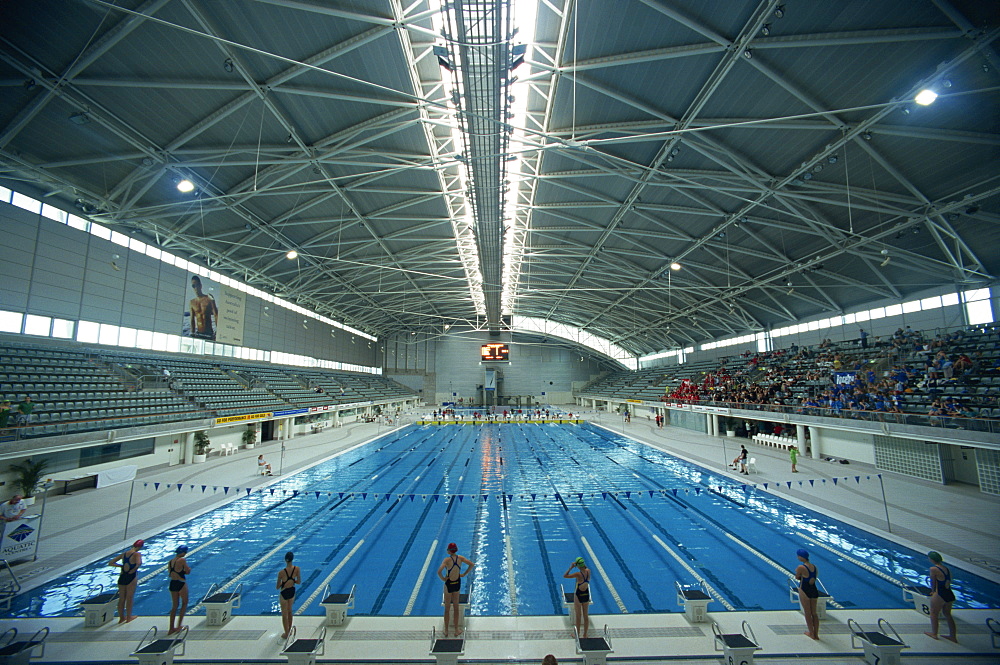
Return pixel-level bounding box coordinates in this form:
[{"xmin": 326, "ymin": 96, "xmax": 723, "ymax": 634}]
[
  {"xmin": 580, "ymin": 536, "xmax": 627, "ymax": 613},
  {"xmin": 296, "ymin": 538, "xmax": 366, "ymax": 615},
  {"xmin": 188, "ymin": 534, "xmax": 295, "ymax": 615},
  {"xmin": 403, "ymin": 539, "xmax": 439, "ymax": 616}
]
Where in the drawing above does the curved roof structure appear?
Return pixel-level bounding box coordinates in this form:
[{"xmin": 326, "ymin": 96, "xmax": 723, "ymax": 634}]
[{"xmin": 1, "ymin": 0, "xmax": 997, "ymax": 357}]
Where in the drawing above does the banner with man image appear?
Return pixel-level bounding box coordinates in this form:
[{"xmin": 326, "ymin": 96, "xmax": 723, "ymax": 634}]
[{"xmin": 182, "ymin": 274, "xmax": 245, "ymax": 344}]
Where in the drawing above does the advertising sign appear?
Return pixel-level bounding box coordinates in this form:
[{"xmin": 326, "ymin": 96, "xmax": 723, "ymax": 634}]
[{"xmin": 0, "ymin": 515, "xmax": 40, "ymax": 561}]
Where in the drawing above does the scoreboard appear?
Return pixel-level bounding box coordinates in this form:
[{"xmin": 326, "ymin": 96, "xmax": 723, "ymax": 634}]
[{"xmin": 480, "ymin": 343, "xmax": 509, "ymax": 361}]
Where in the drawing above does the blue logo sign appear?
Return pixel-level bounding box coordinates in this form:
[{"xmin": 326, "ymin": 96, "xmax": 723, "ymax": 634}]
[{"xmin": 7, "ymin": 524, "xmax": 34, "ymax": 542}]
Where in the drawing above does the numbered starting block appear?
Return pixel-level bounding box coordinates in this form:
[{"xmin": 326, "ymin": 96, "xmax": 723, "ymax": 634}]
[
  {"xmin": 79, "ymin": 585, "xmax": 119, "ymax": 627},
  {"xmin": 576, "ymin": 625, "xmax": 613, "ymax": 665},
  {"xmin": 130, "ymin": 626, "xmax": 187, "ymax": 665},
  {"xmin": 320, "ymin": 584, "xmax": 355, "ymax": 626},
  {"xmin": 713, "ymin": 620, "xmax": 761, "ymax": 665},
  {"xmin": 563, "ymin": 584, "xmax": 594, "ymax": 612},
  {"xmin": 429, "ymin": 627, "xmax": 464, "ymax": 665},
  {"xmin": 787, "ymin": 578, "xmax": 834, "ymax": 619},
  {"xmin": 849, "ymin": 617, "xmax": 908, "ymax": 665},
  {"xmin": 676, "ymin": 580, "xmax": 713, "ymax": 623},
  {"xmin": 0, "ymin": 627, "xmax": 48, "ymax": 665},
  {"xmin": 200, "ymin": 582, "xmax": 242, "ymax": 626},
  {"xmin": 281, "ymin": 626, "xmax": 326, "ymax": 665},
  {"xmin": 901, "ymin": 583, "xmax": 932, "ymax": 616}
]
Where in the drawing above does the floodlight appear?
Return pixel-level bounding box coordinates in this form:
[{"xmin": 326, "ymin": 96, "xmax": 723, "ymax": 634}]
[
  {"xmin": 286, "ymin": 250, "xmax": 298, "ymax": 260},
  {"xmin": 176, "ymin": 179, "xmax": 195, "ymax": 193},
  {"xmin": 914, "ymin": 89, "xmax": 937, "ymax": 105}
]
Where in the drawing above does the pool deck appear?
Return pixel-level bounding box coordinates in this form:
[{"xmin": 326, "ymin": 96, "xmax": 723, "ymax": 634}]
[{"xmin": 4, "ymin": 409, "xmax": 999, "ymax": 663}]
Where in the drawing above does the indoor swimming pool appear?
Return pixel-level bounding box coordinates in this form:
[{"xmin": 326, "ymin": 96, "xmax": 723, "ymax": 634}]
[{"xmin": 10, "ymin": 422, "xmax": 1000, "ymax": 619}]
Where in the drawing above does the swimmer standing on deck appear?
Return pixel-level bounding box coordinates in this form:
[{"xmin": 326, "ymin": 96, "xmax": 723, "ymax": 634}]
[
  {"xmin": 564, "ymin": 557, "xmax": 591, "ymax": 638},
  {"xmin": 437, "ymin": 542, "xmax": 475, "ymax": 637},
  {"xmin": 167, "ymin": 545, "xmax": 191, "ymax": 634},
  {"xmin": 276, "ymin": 551, "xmax": 301, "ymax": 639},
  {"xmin": 109, "ymin": 539, "xmax": 144, "ymax": 623}
]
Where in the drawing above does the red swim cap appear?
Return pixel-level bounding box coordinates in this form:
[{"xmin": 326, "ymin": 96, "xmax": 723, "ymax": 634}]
[
  {"xmin": 447, "ymin": 542, "xmax": 457, "ymax": 552},
  {"xmin": 133, "ymin": 539, "xmax": 144, "ymax": 548}
]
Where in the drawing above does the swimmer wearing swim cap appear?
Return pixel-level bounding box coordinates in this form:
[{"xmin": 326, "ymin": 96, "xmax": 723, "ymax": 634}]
[
  {"xmin": 924, "ymin": 551, "xmax": 957, "ymax": 642},
  {"xmin": 437, "ymin": 542, "xmax": 475, "ymax": 637},
  {"xmin": 564, "ymin": 557, "xmax": 591, "ymax": 638},
  {"xmin": 794, "ymin": 548, "xmax": 819, "ymax": 641}
]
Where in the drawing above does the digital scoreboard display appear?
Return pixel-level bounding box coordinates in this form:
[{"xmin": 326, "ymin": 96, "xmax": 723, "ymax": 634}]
[{"xmin": 480, "ymin": 343, "xmax": 510, "ymax": 361}]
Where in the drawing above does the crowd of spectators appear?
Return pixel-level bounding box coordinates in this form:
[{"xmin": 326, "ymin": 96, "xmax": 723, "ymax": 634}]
[{"xmin": 661, "ymin": 325, "xmax": 1000, "ymax": 426}]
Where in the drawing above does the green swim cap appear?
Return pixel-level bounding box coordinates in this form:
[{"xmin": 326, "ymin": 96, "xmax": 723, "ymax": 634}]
[
  {"xmin": 574, "ymin": 556, "xmax": 585, "ymax": 566},
  {"xmin": 928, "ymin": 551, "xmax": 943, "ymax": 563}
]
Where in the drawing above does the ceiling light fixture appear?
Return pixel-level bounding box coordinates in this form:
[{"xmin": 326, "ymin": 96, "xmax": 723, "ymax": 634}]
[
  {"xmin": 223, "ymin": 58, "xmax": 234, "ymax": 72},
  {"xmin": 69, "ymin": 112, "xmax": 91, "ymax": 125},
  {"xmin": 862, "ymin": 131, "xmax": 872, "ymax": 140},
  {"xmin": 743, "ymin": 49, "xmax": 752, "ymax": 59},
  {"xmin": 176, "ymin": 179, "xmax": 195, "ymax": 193},
  {"xmin": 760, "ymin": 23, "xmax": 771, "ymax": 36},
  {"xmin": 286, "ymin": 250, "xmax": 298, "ymax": 260},
  {"xmin": 774, "ymin": 5, "xmax": 785, "ymax": 18},
  {"xmin": 669, "ymin": 262, "xmax": 682, "ymax": 271},
  {"xmin": 914, "ymin": 89, "xmax": 938, "ymax": 105}
]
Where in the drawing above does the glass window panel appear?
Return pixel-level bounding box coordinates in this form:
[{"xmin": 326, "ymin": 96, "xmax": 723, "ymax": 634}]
[
  {"xmin": 144, "ymin": 245, "xmax": 161, "ymax": 260},
  {"xmin": 41, "ymin": 204, "xmax": 68, "ymax": 223},
  {"xmin": 164, "ymin": 334, "xmax": 181, "ymax": 352},
  {"xmin": 808, "ymin": 320, "xmax": 819, "ymax": 331},
  {"xmin": 967, "ymin": 299, "xmax": 994, "ymax": 325},
  {"xmin": 884, "ymin": 304, "xmax": 903, "ymax": 317},
  {"xmin": 67, "ymin": 214, "xmax": 89, "ymax": 231},
  {"xmin": 842, "ymin": 312, "xmax": 856, "ymax": 324},
  {"xmin": 136, "ymin": 329, "xmax": 153, "ymax": 349},
  {"xmin": 90, "ymin": 223, "xmax": 111, "ymax": 240},
  {"xmin": 902, "ymin": 300, "xmax": 921, "ymax": 313},
  {"xmin": 51, "ymin": 318, "xmax": 75, "ymax": 339},
  {"xmin": 964, "ymin": 288, "xmax": 990, "ymax": 302},
  {"xmin": 855, "ymin": 310, "xmax": 870, "ymax": 322},
  {"xmin": 76, "ymin": 320, "xmax": 99, "ymax": 343},
  {"xmin": 128, "ymin": 237, "xmax": 147, "ymax": 253},
  {"xmin": 110, "ymin": 230, "xmax": 130, "ymax": 247},
  {"xmin": 23, "ymin": 314, "xmax": 51, "ymax": 336},
  {"xmin": 152, "ymin": 332, "xmax": 169, "ymax": 351},
  {"xmin": 98, "ymin": 323, "xmax": 119, "ymax": 346},
  {"xmin": 868, "ymin": 307, "xmax": 886, "ymax": 320},
  {"xmin": 118, "ymin": 327, "xmax": 137, "ymax": 347},
  {"xmin": 11, "ymin": 192, "xmax": 40, "ymax": 214},
  {"xmin": 0, "ymin": 311, "xmax": 23, "ymax": 334},
  {"xmin": 920, "ymin": 296, "xmax": 941, "ymax": 310},
  {"xmin": 0, "ymin": 186, "xmax": 11, "ymax": 203},
  {"xmin": 942, "ymin": 292, "xmax": 959, "ymax": 306}
]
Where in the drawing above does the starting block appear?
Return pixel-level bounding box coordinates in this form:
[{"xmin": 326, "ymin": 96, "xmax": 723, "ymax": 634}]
[
  {"xmin": 281, "ymin": 626, "xmax": 326, "ymax": 665},
  {"xmin": 79, "ymin": 585, "xmax": 119, "ymax": 627},
  {"xmin": 787, "ymin": 577, "xmax": 834, "ymax": 619},
  {"xmin": 676, "ymin": 580, "xmax": 712, "ymax": 623},
  {"xmin": 130, "ymin": 626, "xmax": 187, "ymax": 665},
  {"xmin": 849, "ymin": 617, "xmax": 908, "ymax": 665},
  {"xmin": 563, "ymin": 584, "xmax": 594, "ymax": 611},
  {"xmin": 901, "ymin": 582, "xmax": 932, "ymax": 616},
  {"xmin": 320, "ymin": 584, "xmax": 356, "ymax": 626},
  {"xmin": 713, "ymin": 620, "xmax": 761, "ymax": 665},
  {"xmin": 576, "ymin": 625, "xmax": 613, "ymax": 665},
  {"xmin": 988, "ymin": 617, "xmax": 999, "ymax": 649},
  {"xmin": 429, "ymin": 626, "xmax": 464, "ymax": 665},
  {"xmin": 0, "ymin": 627, "xmax": 48, "ymax": 665},
  {"xmin": 200, "ymin": 582, "xmax": 242, "ymax": 626}
]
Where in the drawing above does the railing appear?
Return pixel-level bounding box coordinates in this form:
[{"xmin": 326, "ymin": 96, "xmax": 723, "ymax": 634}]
[{"xmin": 0, "ymin": 559, "xmax": 21, "ymax": 610}]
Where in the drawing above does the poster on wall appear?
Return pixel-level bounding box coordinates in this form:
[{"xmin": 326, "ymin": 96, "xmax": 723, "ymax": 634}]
[
  {"xmin": 182, "ymin": 274, "xmax": 245, "ymax": 344},
  {"xmin": 484, "ymin": 369, "xmax": 496, "ymax": 391}
]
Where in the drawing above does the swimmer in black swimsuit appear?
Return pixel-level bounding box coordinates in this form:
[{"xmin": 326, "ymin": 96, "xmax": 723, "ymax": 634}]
[
  {"xmin": 794, "ymin": 548, "xmax": 820, "ymax": 640},
  {"xmin": 924, "ymin": 551, "xmax": 958, "ymax": 642},
  {"xmin": 563, "ymin": 557, "xmax": 591, "ymax": 638},
  {"xmin": 167, "ymin": 545, "xmax": 191, "ymax": 635},
  {"xmin": 109, "ymin": 539, "xmax": 144, "ymax": 623},
  {"xmin": 436, "ymin": 542, "xmax": 475, "ymax": 637},
  {"xmin": 276, "ymin": 551, "xmax": 300, "ymax": 639}
]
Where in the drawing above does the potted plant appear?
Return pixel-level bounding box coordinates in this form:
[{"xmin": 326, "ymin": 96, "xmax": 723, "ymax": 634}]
[
  {"xmin": 8, "ymin": 458, "xmax": 49, "ymax": 505},
  {"xmin": 241, "ymin": 426, "xmax": 257, "ymax": 449},
  {"xmin": 192, "ymin": 430, "xmax": 212, "ymax": 463}
]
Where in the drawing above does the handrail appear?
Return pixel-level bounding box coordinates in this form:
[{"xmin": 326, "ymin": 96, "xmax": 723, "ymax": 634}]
[{"xmin": 0, "ymin": 558, "xmax": 21, "ymax": 610}]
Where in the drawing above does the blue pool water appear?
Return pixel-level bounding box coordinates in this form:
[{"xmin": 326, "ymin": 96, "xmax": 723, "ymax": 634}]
[{"xmin": 10, "ymin": 423, "xmax": 1000, "ymax": 618}]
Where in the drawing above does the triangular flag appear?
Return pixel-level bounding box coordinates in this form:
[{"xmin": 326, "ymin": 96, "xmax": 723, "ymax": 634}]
[
  {"xmin": 855, "ymin": 476, "xmax": 861, "ymax": 484},
  {"xmin": 292, "ymin": 490, "xmax": 298, "ymax": 497},
  {"xmin": 483, "ymin": 495, "xmax": 488, "ymax": 501},
  {"xmin": 409, "ymin": 495, "xmax": 415, "ymax": 501},
  {"xmin": 246, "ymin": 488, "xmax": 252, "ymax": 496},
  {"xmin": 434, "ymin": 495, "xmax": 439, "ymax": 502},
  {"xmin": 786, "ymin": 482, "xmax": 792, "ymax": 489},
  {"xmin": 362, "ymin": 493, "xmax": 367, "ymax": 500},
  {"xmin": 671, "ymin": 489, "xmax": 678, "ymax": 496},
  {"xmin": 154, "ymin": 482, "xmax": 160, "ymax": 490},
  {"xmin": 648, "ymin": 490, "xmax": 654, "ymax": 497},
  {"xmin": 625, "ymin": 491, "xmax": 631, "ymax": 499},
  {"xmin": 531, "ymin": 494, "xmax": 536, "ymax": 500},
  {"xmin": 832, "ymin": 478, "xmax": 838, "ymax": 485},
  {"xmin": 223, "ymin": 486, "xmax": 230, "ymax": 494},
  {"xmin": 339, "ymin": 493, "xmax": 344, "ymax": 499},
  {"xmin": 577, "ymin": 493, "xmax": 583, "ymax": 500},
  {"xmin": 177, "ymin": 484, "xmax": 183, "ymax": 491},
  {"xmin": 741, "ymin": 484, "xmax": 747, "ymax": 491},
  {"xmin": 694, "ymin": 488, "xmax": 701, "ymax": 495},
  {"xmin": 269, "ymin": 488, "xmax": 275, "ymax": 495},
  {"xmin": 808, "ymin": 479, "xmax": 815, "ymax": 487},
  {"xmin": 315, "ymin": 491, "xmax": 321, "ymax": 499},
  {"xmin": 762, "ymin": 484, "xmax": 767, "ymax": 490},
  {"xmin": 601, "ymin": 492, "xmax": 607, "ymax": 500}
]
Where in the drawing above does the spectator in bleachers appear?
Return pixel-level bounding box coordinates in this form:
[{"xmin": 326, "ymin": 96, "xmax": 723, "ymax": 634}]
[
  {"xmin": 16, "ymin": 395, "xmax": 35, "ymax": 425},
  {"xmin": 0, "ymin": 400, "xmax": 10, "ymax": 429}
]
